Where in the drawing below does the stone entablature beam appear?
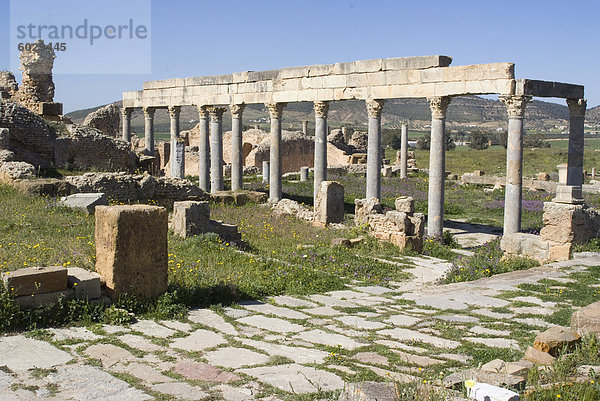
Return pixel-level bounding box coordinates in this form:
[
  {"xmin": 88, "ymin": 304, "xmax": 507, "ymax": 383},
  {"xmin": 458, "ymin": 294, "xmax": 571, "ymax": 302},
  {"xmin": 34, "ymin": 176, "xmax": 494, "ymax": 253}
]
[{"xmin": 123, "ymin": 60, "xmax": 525, "ymax": 108}]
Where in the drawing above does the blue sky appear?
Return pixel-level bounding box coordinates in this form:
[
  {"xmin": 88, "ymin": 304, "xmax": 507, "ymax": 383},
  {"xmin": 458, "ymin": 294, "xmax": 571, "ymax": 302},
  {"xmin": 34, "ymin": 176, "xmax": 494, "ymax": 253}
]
[{"xmin": 1, "ymin": 0, "xmax": 598, "ymax": 112}]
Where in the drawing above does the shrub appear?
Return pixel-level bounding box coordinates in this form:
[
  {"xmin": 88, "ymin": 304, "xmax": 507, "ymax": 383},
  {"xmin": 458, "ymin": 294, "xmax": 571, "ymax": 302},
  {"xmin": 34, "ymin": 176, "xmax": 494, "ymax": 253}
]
[{"xmin": 468, "ymin": 131, "xmax": 489, "ymax": 150}]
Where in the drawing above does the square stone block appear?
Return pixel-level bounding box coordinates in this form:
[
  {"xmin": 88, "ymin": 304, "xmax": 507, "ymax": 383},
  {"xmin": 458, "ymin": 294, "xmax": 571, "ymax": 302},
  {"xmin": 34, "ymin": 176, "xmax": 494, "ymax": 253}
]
[
  {"xmin": 95, "ymin": 205, "xmax": 168, "ymax": 299},
  {"xmin": 2, "ymin": 266, "xmax": 67, "ymax": 296},
  {"xmin": 170, "ymin": 201, "xmax": 210, "ymax": 238},
  {"xmin": 552, "ymin": 185, "xmax": 584, "ymax": 204},
  {"xmin": 395, "ymin": 196, "xmax": 414, "ymax": 214},
  {"xmin": 67, "ymin": 267, "xmax": 102, "ymax": 300},
  {"xmin": 314, "ymin": 181, "xmax": 344, "ymax": 224}
]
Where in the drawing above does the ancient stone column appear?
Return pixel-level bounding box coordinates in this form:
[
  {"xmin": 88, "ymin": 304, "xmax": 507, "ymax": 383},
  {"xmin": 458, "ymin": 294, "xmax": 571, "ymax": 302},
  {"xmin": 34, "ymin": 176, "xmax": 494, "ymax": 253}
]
[
  {"xmin": 300, "ymin": 166, "xmax": 309, "ymax": 182},
  {"xmin": 209, "ymin": 107, "xmax": 226, "ymax": 193},
  {"xmin": 230, "ymin": 103, "xmax": 245, "ymax": 191},
  {"xmin": 15, "ymin": 39, "xmax": 57, "ymax": 114},
  {"xmin": 499, "ymin": 95, "xmax": 530, "ymax": 235},
  {"xmin": 313, "ymin": 101, "xmax": 329, "ymax": 200},
  {"xmin": 197, "ymin": 106, "xmax": 210, "ymax": 192},
  {"xmin": 121, "ymin": 107, "xmax": 132, "ymax": 142},
  {"xmin": 266, "ymin": 103, "xmax": 286, "ymax": 202},
  {"xmin": 302, "ymin": 120, "xmax": 308, "ymax": 136},
  {"xmin": 566, "ymin": 98, "xmax": 586, "ymax": 188},
  {"xmin": 143, "ymin": 106, "xmax": 155, "ymax": 155},
  {"xmin": 366, "ymin": 99, "xmax": 385, "ymax": 199},
  {"xmin": 168, "ymin": 106, "xmax": 183, "ymax": 178},
  {"xmin": 426, "ymin": 96, "xmax": 451, "ymax": 238},
  {"xmin": 400, "ymin": 123, "xmax": 408, "ymax": 179},
  {"xmin": 262, "ymin": 161, "xmax": 270, "ymax": 183}
]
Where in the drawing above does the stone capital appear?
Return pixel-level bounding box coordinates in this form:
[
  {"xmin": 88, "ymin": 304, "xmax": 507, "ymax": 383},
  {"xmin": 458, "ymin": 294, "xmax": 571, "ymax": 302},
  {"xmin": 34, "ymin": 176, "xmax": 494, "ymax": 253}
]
[
  {"xmin": 366, "ymin": 99, "xmax": 385, "ymax": 118},
  {"xmin": 313, "ymin": 101, "xmax": 329, "ymax": 118},
  {"xmin": 427, "ymin": 96, "xmax": 451, "ymax": 119},
  {"xmin": 208, "ymin": 106, "xmax": 226, "ymax": 122},
  {"xmin": 567, "ymin": 98, "xmax": 586, "ymax": 118},
  {"xmin": 499, "ymin": 95, "xmax": 531, "ymax": 119},
  {"xmin": 229, "ymin": 103, "xmax": 245, "ymax": 119},
  {"xmin": 168, "ymin": 105, "xmax": 181, "ymax": 118},
  {"xmin": 197, "ymin": 105, "xmax": 209, "ymax": 119},
  {"xmin": 142, "ymin": 106, "xmax": 155, "ymax": 118},
  {"xmin": 265, "ymin": 103, "xmax": 286, "ymax": 120},
  {"xmin": 121, "ymin": 107, "xmax": 132, "ymax": 117}
]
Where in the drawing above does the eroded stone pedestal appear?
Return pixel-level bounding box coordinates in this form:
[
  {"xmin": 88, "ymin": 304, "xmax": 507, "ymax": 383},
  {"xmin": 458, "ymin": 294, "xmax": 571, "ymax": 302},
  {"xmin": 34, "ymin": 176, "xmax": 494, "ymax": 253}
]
[{"xmin": 95, "ymin": 205, "xmax": 168, "ymax": 299}]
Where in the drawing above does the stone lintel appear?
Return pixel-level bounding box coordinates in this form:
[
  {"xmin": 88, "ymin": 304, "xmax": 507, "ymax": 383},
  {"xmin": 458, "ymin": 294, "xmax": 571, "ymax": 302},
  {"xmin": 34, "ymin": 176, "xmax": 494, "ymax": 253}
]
[{"xmin": 515, "ymin": 79, "xmax": 584, "ymax": 99}]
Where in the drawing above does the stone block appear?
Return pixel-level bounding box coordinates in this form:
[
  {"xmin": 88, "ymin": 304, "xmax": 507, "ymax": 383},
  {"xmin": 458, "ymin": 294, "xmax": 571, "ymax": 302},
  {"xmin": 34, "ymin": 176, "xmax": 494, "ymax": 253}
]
[
  {"xmin": 537, "ymin": 172, "xmax": 550, "ymax": 181},
  {"xmin": 13, "ymin": 289, "xmax": 74, "ymax": 308},
  {"xmin": 381, "ymin": 166, "xmax": 393, "ymax": 176},
  {"xmin": 533, "ymin": 326, "xmax": 580, "ymax": 357},
  {"xmin": 500, "ymin": 233, "xmax": 549, "ymax": 261},
  {"xmin": 209, "ymin": 220, "xmax": 242, "ymax": 242},
  {"xmin": 67, "ymin": 267, "xmax": 102, "ymax": 300},
  {"xmin": 354, "ymin": 198, "xmax": 383, "ymax": 224},
  {"xmin": 38, "ymin": 102, "xmax": 63, "ymax": 116},
  {"xmin": 516, "ymin": 79, "xmax": 584, "ymax": 99},
  {"xmin": 95, "ymin": 205, "xmax": 168, "ymax": 299},
  {"xmin": 348, "ymin": 237, "xmax": 365, "ymax": 247},
  {"xmin": 2, "ymin": 266, "xmax": 67, "ymax": 297},
  {"xmin": 557, "ymin": 164, "xmax": 568, "ymax": 184},
  {"xmin": 386, "ymin": 211, "xmax": 411, "ymax": 233},
  {"xmin": 549, "ymin": 244, "xmax": 571, "ymax": 261},
  {"xmin": 338, "ymin": 381, "xmax": 396, "ymax": 401},
  {"xmin": 331, "ymin": 238, "xmax": 351, "ymax": 247},
  {"xmin": 300, "ymin": 166, "xmax": 309, "ymax": 182},
  {"xmin": 409, "ymin": 213, "xmax": 426, "ymax": 237},
  {"xmin": 470, "ymin": 382, "xmax": 519, "ymax": 401},
  {"xmin": 170, "ymin": 201, "xmax": 210, "ymax": 238},
  {"xmin": 541, "ymin": 201, "xmax": 600, "ymax": 245},
  {"xmin": 314, "ymin": 181, "xmax": 344, "ymax": 224},
  {"xmin": 552, "ymin": 184, "xmax": 584, "ymax": 204},
  {"xmin": 571, "ymin": 300, "xmax": 600, "ymax": 337},
  {"xmin": 59, "ymin": 193, "xmax": 108, "ymax": 215},
  {"xmin": 395, "ymin": 196, "xmax": 414, "ymax": 214},
  {"xmin": 390, "ymin": 234, "xmax": 423, "ymax": 253},
  {"xmin": 524, "ymin": 346, "xmax": 555, "ymax": 366}
]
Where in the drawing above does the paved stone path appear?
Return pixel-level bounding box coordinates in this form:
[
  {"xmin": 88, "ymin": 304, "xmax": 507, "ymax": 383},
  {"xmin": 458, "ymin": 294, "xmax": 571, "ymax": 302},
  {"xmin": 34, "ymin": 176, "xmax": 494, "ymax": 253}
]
[{"xmin": 1, "ymin": 253, "xmax": 599, "ymax": 400}]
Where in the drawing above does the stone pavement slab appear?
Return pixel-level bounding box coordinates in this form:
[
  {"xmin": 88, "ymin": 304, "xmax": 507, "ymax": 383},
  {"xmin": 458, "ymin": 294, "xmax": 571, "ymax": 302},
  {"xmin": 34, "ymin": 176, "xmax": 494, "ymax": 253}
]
[
  {"xmin": 173, "ymin": 360, "xmax": 241, "ymax": 382},
  {"xmin": 377, "ymin": 327, "xmax": 461, "ymax": 349},
  {"xmin": 84, "ymin": 343, "xmax": 135, "ymax": 368},
  {"xmin": 49, "ymin": 326, "xmax": 102, "ymax": 341},
  {"xmin": 152, "ymin": 382, "xmax": 209, "ymax": 400},
  {"xmin": 271, "ymin": 295, "xmax": 318, "ymax": 308},
  {"xmin": 237, "ymin": 315, "xmax": 305, "ymax": 333},
  {"xmin": 189, "ymin": 308, "xmax": 239, "ymax": 335},
  {"xmin": 48, "ymin": 364, "xmax": 153, "ymax": 400},
  {"xmin": 385, "ymin": 314, "xmax": 421, "ymax": 326},
  {"xmin": 113, "ymin": 361, "xmax": 174, "ymax": 383},
  {"xmin": 237, "ymin": 363, "xmax": 344, "ymax": 393},
  {"xmin": 205, "ymin": 347, "xmax": 270, "ymax": 369},
  {"xmin": 119, "ymin": 333, "xmax": 165, "ymax": 352},
  {"xmin": 130, "ymin": 319, "xmax": 176, "ymax": 338},
  {"xmin": 240, "ymin": 301, "xmax": 310, "ymax": 319},
  {"xmin": 466, "ymin": 337, "xmax": 521, "ymax": 350},
  {"xmin": 170, "ymin": 329, "xmax": 227, "ymax": 352},
  {"xmin": 0, "ymin": 336, "xmax": 73, "ymax": 371},
  {"xmin": 296, "ymin": 329, "xmax": 367, "ymax": 350},
  {"xmin": 335, "ymin": 315, "xmax": 387, "ymax": 330},
  {"xmin": 239, "ymin": 338, "xmax": 329, "ymax": 364}
]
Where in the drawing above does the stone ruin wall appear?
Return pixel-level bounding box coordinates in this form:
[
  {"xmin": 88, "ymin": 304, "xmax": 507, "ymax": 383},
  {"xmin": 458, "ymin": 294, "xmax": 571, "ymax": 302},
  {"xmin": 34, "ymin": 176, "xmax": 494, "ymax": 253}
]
[{"xmin": 12, "ymin": 39, "xmax": 56, "ymax": 113}]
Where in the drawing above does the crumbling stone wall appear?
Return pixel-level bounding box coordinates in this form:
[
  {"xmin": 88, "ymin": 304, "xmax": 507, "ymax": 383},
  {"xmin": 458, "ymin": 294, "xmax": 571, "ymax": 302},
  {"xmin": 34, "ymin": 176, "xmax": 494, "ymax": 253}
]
[
  {"xmin": 54, "ymin": 125, "xmax": 137, "ymax": 172},
  {"xmin": 83, "ymin": 104, "xmax": 121, "ymax": 137},
  {"xmin": 65, "ymin": 172, "xmax": 208, "ymax": 207},
  {"xmin": 355, "ymin": 196, "xmax": 425, "ymax": 251},
  {"xmin": 13, "ymin": 39, "xmax": 56, "ymax": 113},
  {"xmin": 0, "ymin": 71, "xmax": 18, "ymax": 98},
  {"xmin": 0, "ymin": 100, "xmax": 56, "ymax": 168}
]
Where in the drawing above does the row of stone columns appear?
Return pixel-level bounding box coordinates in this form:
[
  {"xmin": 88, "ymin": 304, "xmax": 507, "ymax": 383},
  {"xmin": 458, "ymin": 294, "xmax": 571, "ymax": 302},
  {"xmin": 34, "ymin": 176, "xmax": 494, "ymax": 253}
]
[{"xmin": 122, "ymin": 94, "xmax": 586, "ymax": 241}]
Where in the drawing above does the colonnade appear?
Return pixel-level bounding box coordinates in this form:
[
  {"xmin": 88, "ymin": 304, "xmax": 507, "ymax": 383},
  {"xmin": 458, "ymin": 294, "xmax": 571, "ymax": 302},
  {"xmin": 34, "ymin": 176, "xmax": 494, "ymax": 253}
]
[{"xmin": 121, "ymin": 95, "xmax": 586, "ymax": 238}]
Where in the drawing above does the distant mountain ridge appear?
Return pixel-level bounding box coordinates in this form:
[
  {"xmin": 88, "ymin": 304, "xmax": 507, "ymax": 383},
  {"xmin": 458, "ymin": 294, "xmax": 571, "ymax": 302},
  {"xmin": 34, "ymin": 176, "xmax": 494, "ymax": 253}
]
[{"xmin": 66, "ymin": 96, "xmax": 600, "ymax": 133}]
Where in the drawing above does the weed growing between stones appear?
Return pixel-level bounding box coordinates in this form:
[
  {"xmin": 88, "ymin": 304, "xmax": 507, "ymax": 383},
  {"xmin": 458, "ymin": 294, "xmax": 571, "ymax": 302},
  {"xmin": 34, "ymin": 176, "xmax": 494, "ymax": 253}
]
[
  {"xmin": 524, "ymin": 335, "xmax": 600, "ymax": 400},
  {"xmin": 441, "ymin": 238, "xmax": 538, "ymax": 284}
]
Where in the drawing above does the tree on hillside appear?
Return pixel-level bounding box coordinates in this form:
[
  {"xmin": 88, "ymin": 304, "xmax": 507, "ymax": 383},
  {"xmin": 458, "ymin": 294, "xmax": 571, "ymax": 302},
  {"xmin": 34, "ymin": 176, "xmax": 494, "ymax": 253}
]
[
  {"xmin": 469, "ymin": 131, "xmax": 489, "ymax": 150},
  {"xmin": 495, "ymin": 130, "xmax": 508, "ymax": 149},
  {"xmin": 524, "ymin": 133, "xmax": 550, "ymax": 148},
  {"xmin": 417, "ymin": 132, "xmax": 455, "ymax": 151}
]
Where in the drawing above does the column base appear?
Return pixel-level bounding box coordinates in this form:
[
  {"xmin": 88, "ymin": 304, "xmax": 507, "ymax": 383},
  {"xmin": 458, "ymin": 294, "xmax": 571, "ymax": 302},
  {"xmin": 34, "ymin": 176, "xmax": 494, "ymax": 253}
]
[{"xmin": 552, "ymin": 185, "xmax": 584, "ymax": 204}]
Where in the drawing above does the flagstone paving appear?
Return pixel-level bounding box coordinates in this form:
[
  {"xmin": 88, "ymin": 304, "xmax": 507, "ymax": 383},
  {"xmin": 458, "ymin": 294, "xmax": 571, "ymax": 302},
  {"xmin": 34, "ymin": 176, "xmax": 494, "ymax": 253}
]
[{"xmin": 1, "ymin": 253, "xmax": 599, "ymax": 400}]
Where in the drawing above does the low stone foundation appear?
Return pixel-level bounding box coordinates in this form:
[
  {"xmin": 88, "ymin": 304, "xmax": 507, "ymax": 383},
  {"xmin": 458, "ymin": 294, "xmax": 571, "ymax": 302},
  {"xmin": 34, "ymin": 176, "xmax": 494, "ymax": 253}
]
[
  {"xmin": 501, "ymin": 201, "xmax": 600, "ymax": 262},
  {"xmin": 355, "ymin": 196, "xmax": 425, "ymax": 252}
]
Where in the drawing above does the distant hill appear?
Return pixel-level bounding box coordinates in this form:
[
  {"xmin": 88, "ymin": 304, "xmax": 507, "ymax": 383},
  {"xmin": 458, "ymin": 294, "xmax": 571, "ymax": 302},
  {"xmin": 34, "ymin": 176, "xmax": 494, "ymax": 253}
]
[{"xmin": 67, "ymin": 96, "xmax": 596, "ymax": 134}]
